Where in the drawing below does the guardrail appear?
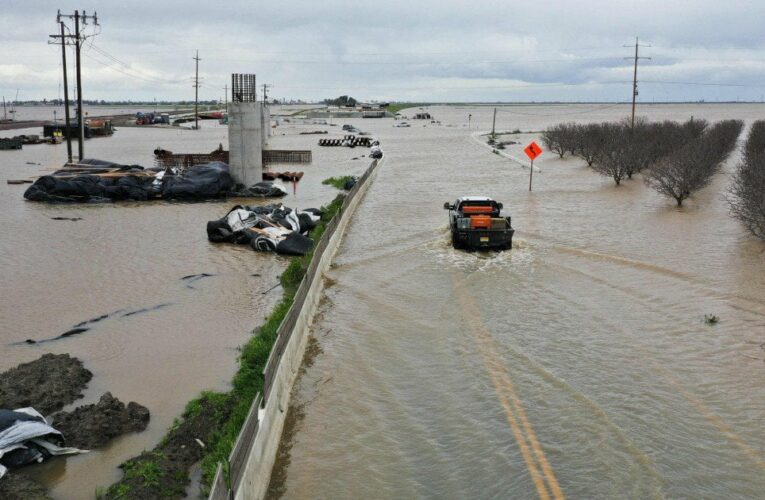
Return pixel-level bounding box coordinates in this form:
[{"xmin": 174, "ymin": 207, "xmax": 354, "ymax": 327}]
[{"xmin": 208, "ymin": 156, "xmax": 382, "ymax": 500}]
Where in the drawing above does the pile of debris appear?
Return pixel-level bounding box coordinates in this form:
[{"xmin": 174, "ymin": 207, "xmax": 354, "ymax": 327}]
[
  {"xmin": 0, "ymin": 408, "xmax": 86, "ymax": 480},
  {"xmin": 0, "ymin": 135, "xmax": 61, "ymax": 150},
  {"xmin": 22, "ymin": 159, "xmax": 288, "ymax": 202},
  {"xmin": 263, "ymin": 171, "xmax": 304, "ymax": 182},
  {"xmin": 207, "ymin": 203, "xmax": 321, "ymax": 255},
  {"xmin": 318, "ymin": 135, "xmax": 374, "ymax": 147}
]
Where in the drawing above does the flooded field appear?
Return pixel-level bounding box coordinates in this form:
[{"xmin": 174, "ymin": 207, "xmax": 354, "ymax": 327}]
[
  {"xmin": 275, "ymin": 104, "xmax": 765, "ymax": 499},
  {"xmin": 0, "ymin": 112, "xmax": 369, "ymax": 498}
]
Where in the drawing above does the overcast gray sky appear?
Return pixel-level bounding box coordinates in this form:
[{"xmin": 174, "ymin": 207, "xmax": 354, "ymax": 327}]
[{"xmin": 2, "ymin": 0, "xmax": 765, "ymax": 102}]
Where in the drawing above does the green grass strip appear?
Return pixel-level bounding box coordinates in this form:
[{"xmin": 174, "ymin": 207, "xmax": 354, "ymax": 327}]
[
  {"xmin": 321, "ymin": 175, "xmax": 355, "ymax": 191},
  {"xmin": 196, "ymin": 193, "xmax": 346, "ymax": 490}
]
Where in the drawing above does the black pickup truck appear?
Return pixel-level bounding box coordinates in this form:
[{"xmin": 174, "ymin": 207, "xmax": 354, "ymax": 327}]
[{"xmin": 444, "ymin": 196, "xmax": 514, "ymax": 250}]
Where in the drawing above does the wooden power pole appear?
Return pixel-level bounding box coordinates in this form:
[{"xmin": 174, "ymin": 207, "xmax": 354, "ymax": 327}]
[
  {"xmin": 491, "ymin": 107, "xmax": 497, "ymax": 139},
  {"xmin": 56, "ymin": 9, "xmax": 98, "ymax": 160},
  {"xmin": 49, "ymin": 21, "xmax": 73, "ymax": 163},
  {"xmin": 193, "ymin": 50, "xmax": 200, "ymax": 130},
  {"xmin": 625, "ymin": 37, "xmax": 651, "ymax": 128},
  {"xmin": 262, "ymin": 83, "xmax": 271, "ymax": 104}
]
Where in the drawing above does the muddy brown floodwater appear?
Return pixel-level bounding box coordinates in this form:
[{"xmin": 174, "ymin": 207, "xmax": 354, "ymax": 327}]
[
  {"xmin": 275, "ymin": 104, "xmax": 765, "ymax": 499},
  {"xmin": 0, "ymin": 107, "xmax": 368, "ymax": 498}
]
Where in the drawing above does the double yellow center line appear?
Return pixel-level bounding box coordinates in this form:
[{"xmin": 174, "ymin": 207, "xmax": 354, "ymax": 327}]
[{"xmin": 453, "ymin": 276, "xmax": 564, "ymax": 500}]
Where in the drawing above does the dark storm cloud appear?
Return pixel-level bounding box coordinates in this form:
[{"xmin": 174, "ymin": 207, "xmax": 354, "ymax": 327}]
[{"xmin": 1, "ymin": 0, "xmax": 764, "ymax": 101}]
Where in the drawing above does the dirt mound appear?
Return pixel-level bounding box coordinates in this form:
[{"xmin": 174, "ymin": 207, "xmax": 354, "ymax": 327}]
[
  {"xmin": 50, "ymin": 392, "xmax": 150, "ymax": 449},
  {"xmin": 0, "ymin": 473, "xmax": 51, "ymax": 500},
  {"xmin": 0, "ymin": 354, "xmax": 92, "ymax": 415}
]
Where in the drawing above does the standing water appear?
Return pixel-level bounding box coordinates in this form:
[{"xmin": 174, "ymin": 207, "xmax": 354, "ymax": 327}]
[
  {"xmin": 274, "ymin": 104, "xmax": 765, "ymax": 499},
  {"xmin": 0, "ymin": 110, "xmax": 369, "ymax": 498}
]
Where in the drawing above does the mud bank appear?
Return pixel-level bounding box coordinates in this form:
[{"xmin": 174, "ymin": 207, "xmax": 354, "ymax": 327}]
[
  {"xmin": 0, "ymin": 472, "xmax": 51, "ymax": 500},
  {"xmin": 0, "ymin": 355, "xmax": 150, "ymax": 498},
  {"xmin": 0, "ymin": 353, "xmax": 92, "ymax": 415},
  {"xmin": 51, "ymin": 392, "xmax": 150, "ymax": 449},
  {"xmin": 101, "ymin": 393, "xmax": 231, "ymax": 499}
]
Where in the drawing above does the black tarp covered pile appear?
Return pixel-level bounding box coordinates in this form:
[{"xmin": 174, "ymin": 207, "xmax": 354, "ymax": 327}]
[
  {"xmin": 0, "ymin": 408, "xmax": 85, "ymax": 479},
  {"xmin": 207, "ymin": 204, "xmax": 321, "ymax": 255},
  {"xmin": 228, "ymin": 181, "xmax": 288, "ymax": 198},
  {"xmin": 24, "ymin": 159, "xmax": 156, "ymax": 202},
  {"xmin": 24, "ymin": 174, "xmax": 156, "ymax": 202},
  {"xmin": 160, "ymin": 161, "xmax": 233, "ymax": 199},
  {"xmin": 23, "ymin": 160, "xmax": 287, "ymax": 202}
]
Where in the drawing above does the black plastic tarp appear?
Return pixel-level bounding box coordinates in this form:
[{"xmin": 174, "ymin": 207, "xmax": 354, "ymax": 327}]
[
  {"xmin": 229, "ymin": 181, "xmax": 288, "ymax": 198},
  {"xmin": 161, "ymin": 161, "xmax": 234, "ymax": 200},
  {"xmin": 24, "ymin": 160, "xmax": 292, "ymax": 203},
  {"xmin": 23, "ymin": 174, "xmax": 155, "ymax": 203},
  {"xmin": 0, "ymin": 408, "xmax": 84, "ymax": 478}
]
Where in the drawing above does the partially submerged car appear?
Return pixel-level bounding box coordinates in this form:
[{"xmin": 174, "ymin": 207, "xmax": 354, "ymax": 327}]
[{"xmin": 444, "ymin": 196, "xmax": 514, "ymax": 250}]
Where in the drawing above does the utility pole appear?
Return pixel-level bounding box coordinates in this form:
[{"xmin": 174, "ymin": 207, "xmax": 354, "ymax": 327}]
[
  {"xmin": 262, "ymin": 83, "xmax": 271, "ymax": 104},
  {"xmin": 56, "ymin": 9, "xmax": 98, "ymax": 160},
  {"xmin": 57, "ymin": 21, "xmax": 72, "ymax": 162},
  {"xmin": 491, "ymin": 107, "xmax": 497, "ymax": 139},
  {"xmin": 74, "ymin": 11, "xmax": 83, "ymax": 158},
  {"xmin": 193, "ymin": 50, "xmax": 200, "ymax": 130},
  {"xmin": 624, "ymin": 37, "xmax": 651, "ymax": 128}
]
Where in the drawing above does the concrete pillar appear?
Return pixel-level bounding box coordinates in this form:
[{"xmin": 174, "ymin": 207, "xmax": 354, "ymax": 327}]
[
  {"xmin": 260, "ymin": 102, "xmax": 271, "ymax": 147},
  {"xmin": 228, "ymin": 102, "xmax": 263, "ymax": 187}
]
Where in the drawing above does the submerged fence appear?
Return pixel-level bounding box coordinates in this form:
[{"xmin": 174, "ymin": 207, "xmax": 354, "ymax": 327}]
[
  {"xmin": 155, "ymin": 149, "xmax": 311, "ymax": 169},
  {"xmin": 208, "ymin": 157, "xmax": 383, "ymax": 500},
  {"xmin": 263, "ymin": 149, "xmax": 312, "ymax": 165}
]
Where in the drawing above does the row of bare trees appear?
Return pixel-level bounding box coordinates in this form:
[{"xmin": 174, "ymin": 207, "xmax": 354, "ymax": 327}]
[
  {"xmin": 729, "ymin": 121, "xmax": 765, "ymax": 239},
  {"xmin": 542, "ymin": 119, "xmax": 743, "ymax": 205}
]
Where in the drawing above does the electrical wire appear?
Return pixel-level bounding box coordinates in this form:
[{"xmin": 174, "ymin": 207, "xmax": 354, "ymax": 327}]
[{"xmin": 84, "ymin": 42, "xmax": 189, "ymax": 84}]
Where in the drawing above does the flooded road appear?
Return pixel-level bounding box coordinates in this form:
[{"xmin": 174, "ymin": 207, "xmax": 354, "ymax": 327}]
[
  {"xmin": 275, "ymin": 104, "xmax": 765, "ymax": 499},
  {"xmin": 0, "ymin": 109, "xmax": 368, "ymax": 498}
]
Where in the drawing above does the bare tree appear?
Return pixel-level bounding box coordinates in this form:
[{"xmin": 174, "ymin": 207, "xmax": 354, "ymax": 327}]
[
  {"xmin": 576, "ymin": 123, "xmax": 606, "ymax": 166},
  {"xmin": 560, "ymin": 122, "xmax": 579, "ymax": 156},
  {"xmin": 591, "ymin": 122, "xmax": 633, "ymax": 185},
  {"xmin": 729, "ymin": 121, "xmax": 765, "ymax": 239},
  {"xmin": 644, "ymin": 120, "xmax": 741, "ymax": 206},
  {"xmin": 542, "ymin": 123, "xmax": 577, "ymax": 158},
  {"xmin": 542, "ymin": 123, "xmax": 566, "ymax": 158}
]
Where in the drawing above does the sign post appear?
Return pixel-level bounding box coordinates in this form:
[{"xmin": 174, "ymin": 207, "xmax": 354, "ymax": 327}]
[{"xmin": 524, "ymin": 141, "xmax": 543, "ymax": 191}]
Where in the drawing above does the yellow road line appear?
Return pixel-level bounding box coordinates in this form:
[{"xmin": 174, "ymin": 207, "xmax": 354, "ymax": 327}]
[
  {"xmin": 651, "ymin": 361, "xmax": 765, "ymax": 471},
  {"xmin": 453, "ymin": 276, "xmax": 564, "ymax": 499}
]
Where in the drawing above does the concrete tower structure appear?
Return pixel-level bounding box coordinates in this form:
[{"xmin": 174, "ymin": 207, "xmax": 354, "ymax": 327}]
[{"xmin": 228, "ymin": 74, "xmax": 263, "ymax": 187}]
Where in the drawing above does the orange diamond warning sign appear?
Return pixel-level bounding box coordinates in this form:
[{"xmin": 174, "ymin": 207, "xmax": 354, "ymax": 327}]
[{"xmin": 524, "ymin": 141, "xmax": 542, "ymax": 161}]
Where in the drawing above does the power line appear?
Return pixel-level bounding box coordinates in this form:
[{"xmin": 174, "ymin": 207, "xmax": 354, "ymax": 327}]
[
  {"xmin": 494, "ymin": 103, "xmax": 625, "ymax": 116},
  {"xmin": 641, "ymin": 79, "xmax": 765, "ymax": 88},
  {"xmin": 84, "ymin": 43, "xmax": 189, "ymax": 84}
]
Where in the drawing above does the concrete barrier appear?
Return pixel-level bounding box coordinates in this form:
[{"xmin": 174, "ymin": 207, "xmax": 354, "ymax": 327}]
[{"xmin": 209, "ymin": 157, "xmax": 383, "ymax": 500}]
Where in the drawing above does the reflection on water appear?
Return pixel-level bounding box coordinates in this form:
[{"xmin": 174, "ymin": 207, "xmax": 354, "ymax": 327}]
[{"xmin": 275, "ymin": 104, "xmax": 765, "ymax": 499}]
